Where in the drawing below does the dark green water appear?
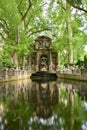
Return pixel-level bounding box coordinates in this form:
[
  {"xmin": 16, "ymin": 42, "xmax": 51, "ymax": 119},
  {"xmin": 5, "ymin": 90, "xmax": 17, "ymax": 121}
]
[{"xmin": 0, "ymin": 78, "xmax": 87, "ymax": 130}]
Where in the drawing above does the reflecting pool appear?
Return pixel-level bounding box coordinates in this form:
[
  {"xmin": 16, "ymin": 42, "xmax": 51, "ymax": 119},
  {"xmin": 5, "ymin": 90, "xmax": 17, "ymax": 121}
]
[{"xmin": 0, "ymin": 78, "xmax": 87, "ymax": 130}]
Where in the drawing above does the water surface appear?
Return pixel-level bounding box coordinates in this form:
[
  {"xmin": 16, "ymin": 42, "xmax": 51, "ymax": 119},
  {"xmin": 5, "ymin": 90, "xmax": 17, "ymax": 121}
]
[{"xmin": 0, "ymin": 78, "xmax": 87, "ymax": 130}]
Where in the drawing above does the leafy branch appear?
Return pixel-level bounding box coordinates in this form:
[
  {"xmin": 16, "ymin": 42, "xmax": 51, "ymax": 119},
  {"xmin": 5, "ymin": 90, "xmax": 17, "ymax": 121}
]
[
  {"xmin": 28, "ymin": 28, "xmax": 51, "ymax": 36},
  {"xmin": 66, "ymin": 0, "xmax": 87, "ymax": 13},
  {"xmin": 0, "ymin": 32, "xmax": 5, "ymax": 40},
  {"xmin": 21, "ymin": 0, "xmax": 32, "ymax": 21},
  {"xmin": 57, "ymin": 0, "xmax": 66, "ymax": 11}
]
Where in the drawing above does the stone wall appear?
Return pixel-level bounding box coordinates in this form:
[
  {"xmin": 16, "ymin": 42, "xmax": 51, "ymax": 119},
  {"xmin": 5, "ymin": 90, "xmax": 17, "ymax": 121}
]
[
  {"xmin": 57, "ymin": 68, "xmax": 87, "ymax": 82},
  {"xmin": 0, "ymin": 68, "xmax": 30, "ymax": 83}
]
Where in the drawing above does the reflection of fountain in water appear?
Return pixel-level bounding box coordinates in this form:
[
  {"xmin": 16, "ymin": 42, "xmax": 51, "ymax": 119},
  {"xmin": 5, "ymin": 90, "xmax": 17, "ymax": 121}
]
[
  {"xmin": 0, "ymin": 79, "xmax": 87, "ymax": 129},
  {"xmin": 36, "ymin": 82, "xmax": 52, "ymax": 119},
  {"xmin": 0, "ymin": 79, "xmax": 80, "ymax": 117}
]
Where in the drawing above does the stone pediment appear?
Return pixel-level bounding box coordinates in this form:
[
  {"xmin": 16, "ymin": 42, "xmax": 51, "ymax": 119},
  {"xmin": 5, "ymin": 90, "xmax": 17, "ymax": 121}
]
[{"xmin": 34, "ymin": 35, "xmax": 52, "ymax": 50}]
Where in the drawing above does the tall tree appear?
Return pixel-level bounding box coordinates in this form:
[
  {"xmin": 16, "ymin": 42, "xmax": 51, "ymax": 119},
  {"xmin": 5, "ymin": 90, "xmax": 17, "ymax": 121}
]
[
  {"xmin": 0, "ymin": 0, "xmax": 87, "ymax": 68},
  {"xmin": 0, "ymin": 0, "xmax": 51, "ymax": 68},
  {"xmin": 66, "ymin": 1, "xmax": 73, "ymax": 64},
  {"xmin": 46, "ymin": 0, "xmax": 87, "ymax": 65}
]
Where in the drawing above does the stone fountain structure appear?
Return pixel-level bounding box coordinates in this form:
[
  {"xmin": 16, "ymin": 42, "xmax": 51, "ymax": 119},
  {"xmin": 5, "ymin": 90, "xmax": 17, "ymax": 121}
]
[{"xmin": 29, "ymin": 35, "xmax": 58, "ymax": 74}]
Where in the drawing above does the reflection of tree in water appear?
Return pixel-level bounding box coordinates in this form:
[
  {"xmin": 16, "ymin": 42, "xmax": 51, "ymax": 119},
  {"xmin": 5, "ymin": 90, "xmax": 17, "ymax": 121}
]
[
  {"xmin": 0, "ymin": 80, "xmax": 87, "ymax": 129},
  {"xmin": 0, "ymin": 80, "xmax": 34, "ymax": 130},
  {"xmin": 53, "ymin": 84, "xmax": 87, "ymax": 130}
]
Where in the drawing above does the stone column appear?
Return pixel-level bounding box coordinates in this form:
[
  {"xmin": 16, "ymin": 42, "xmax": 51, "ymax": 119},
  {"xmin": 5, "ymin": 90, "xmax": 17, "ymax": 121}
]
[
  {"xmin": 50, "ymin": 51, "xmax": 53, "ymax": 65},
  {"xmin": 57, "ymin": 52, "xmax": 60, "ymax": 67},
  {"xmin": 36, "ymin": 53, "xmax": 39, "ymax": 71},
  {"xmin": 28, "ymin": 56, "xmax": 32, "ymax": 73},
  {"xmin": 57, "ymin": 52, "xmax": 60, "ymax": 71},
  {"xmin": 49, "ymin": 51, "xmax": 53, "ymax": 72}
]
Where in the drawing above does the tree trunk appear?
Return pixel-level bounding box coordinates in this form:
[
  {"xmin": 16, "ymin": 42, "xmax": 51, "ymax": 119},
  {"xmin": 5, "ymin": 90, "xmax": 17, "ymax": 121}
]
[
  {"xmin": 11, "ymin": 27, "xmax": 19, "ymax": 68},
  {"xmin": 21, "ymin": 55, "xmax": 26, "ymax": 69},
  {"xmin": 11, "ymin": 50, "xmax": 18, "ymax": 68},
  {"xmin": 66, "ymin": 2, "xmax": 73, "ymax": 64}
]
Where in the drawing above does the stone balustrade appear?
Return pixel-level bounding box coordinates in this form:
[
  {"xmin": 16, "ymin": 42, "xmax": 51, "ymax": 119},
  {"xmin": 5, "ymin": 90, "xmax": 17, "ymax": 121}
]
[
  {"xmin": 0, "ymin": 68, "xmax": 30, "ymax": 82},
  {"xmin": 57, "ymin": 67, "xmax": 87, "ymax": 81},
  {"xmin": 57, "ymin": 68, "xmax": 87, "ymax": 75},
  {"xmin": 0, "ymin": 67, "xmax": 87, "ymax": 82}
]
